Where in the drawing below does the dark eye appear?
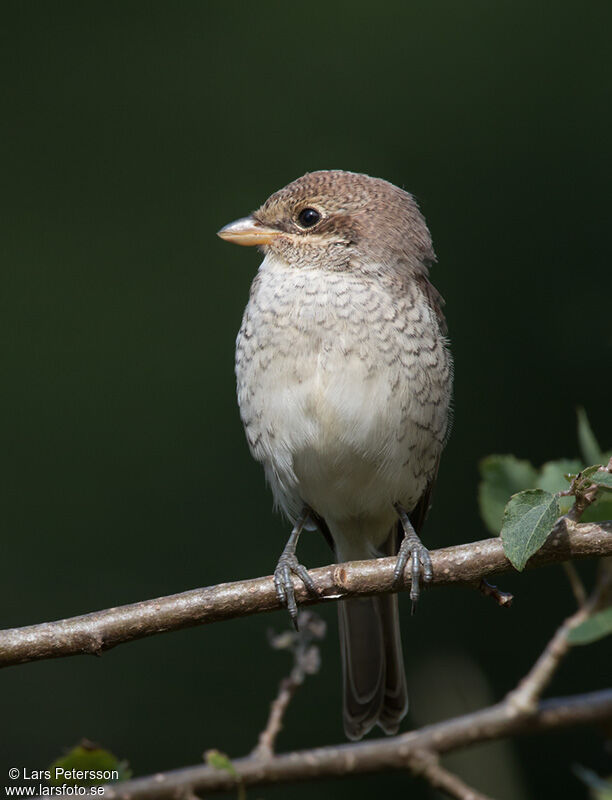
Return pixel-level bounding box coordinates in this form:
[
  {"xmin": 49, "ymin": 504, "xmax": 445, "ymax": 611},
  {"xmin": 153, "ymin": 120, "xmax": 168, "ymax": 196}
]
[{"xmin": 297, "ymin": 207, "xmax": 321, "ymax": 228}]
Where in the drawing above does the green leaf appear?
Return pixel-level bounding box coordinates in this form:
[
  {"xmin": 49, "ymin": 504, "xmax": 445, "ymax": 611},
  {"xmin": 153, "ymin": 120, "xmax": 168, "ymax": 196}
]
[
  {"xmin": 578, "ymin": 466, "xmax": 612, "ymax": 519},
  {"xmin": 583, "ymin": 494, "xmax": 612, "ymax": 523},
  {"xmin": 536, "ymin": 459, "xmax": 583, "ymax": 493},
  {"xmin": 536, "ymin": 459, "xmax": 583, "ymax": 514},
  {"xmin": 577, "ymin": 407, "xmax": 603, "ymax": 465},
  {"xmin": 206, "ymin": 750, "xmax": 238, "ymax": 778},
  {"xmin": 580, "ymin": 464, "xmax": 604, "ymax": 480},
  {"xmin": 501, "ymin": 490, "xmax": 560, "ymax": 571},
  {"xmin": 205, "ymin": 752, "xmax": 245, "ymax": 800},
  {"xmin": 590, "ymin": 470, "xmax": 612, "ymax": 490},
  {"xmin": 567, "ymin": 607, "xmax": 612, "ymax": 645},
  {"xmin": 49, "ymin": 742, "xmax": 131, "ymax": 786},
  {"xmin": 478, "ymin": 455, "xmax": 538, "ymax": 534}
]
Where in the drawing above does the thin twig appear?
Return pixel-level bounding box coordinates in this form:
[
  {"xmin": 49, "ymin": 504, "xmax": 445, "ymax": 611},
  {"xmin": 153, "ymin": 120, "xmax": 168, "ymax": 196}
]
[
  {"xmin": 253, "ymin": 674, "xmax": 301, "ymax": 760},
  {"xmin": 559, "ymin": 461, "xmax": 610, "ymax": 604},
  {"xmin": 507, "ymin": 605, "xmax": 589, "ymax": 713},
  {"xmin": 477, "ymin": 579, "xmax": 513, "ymax": 607},
  {"xmin": 1, "ymin": 521, "xmax": 610, "ymax": 669},
  {"xmin": 561, "ymin": 561, "xmax": 587, "ymax": 607},
  {"xmin": 252, "ymin": 611, "xmax": 325, "ymax": 759},
  {"xmin": 407, "ymin": 750, "xmax": 494, "ymax": 800},
  {"xmin": 565, "ymin": 464, "xmax": 608, "ymax": 521},
  {"xmin": 508, "ymin": 562, "xmax": 612, "ymax": 712}
]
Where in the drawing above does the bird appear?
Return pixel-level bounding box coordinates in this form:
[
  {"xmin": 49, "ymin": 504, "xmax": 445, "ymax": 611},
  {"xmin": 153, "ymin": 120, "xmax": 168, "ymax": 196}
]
[{"xmin": 217, "ymin": 170, "xmax": 453, "ymax": 740}]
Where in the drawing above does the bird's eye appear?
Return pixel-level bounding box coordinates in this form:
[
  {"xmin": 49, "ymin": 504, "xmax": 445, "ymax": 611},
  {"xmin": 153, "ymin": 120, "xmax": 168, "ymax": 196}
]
[{"xmin": 297, "ymin": 207, "xmax": 321, "ymax": 228}]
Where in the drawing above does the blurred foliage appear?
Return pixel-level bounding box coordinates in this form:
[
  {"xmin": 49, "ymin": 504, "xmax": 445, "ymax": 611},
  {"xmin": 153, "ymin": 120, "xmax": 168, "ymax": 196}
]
[
  {"xmin": 478, "ymin": 408, "xmax": 612, "ymax": 650},
  {"xmin": 577, "ymin": 408, "xmax": 606, "ymax": 467},
  {"xmin": 478, "ymin": 456, "xmax": 541, "ymax": 534},
  {"xmin": 49, "ymin": 740, "xmax": 131, "ymax": 786},
  {"xmin": 205, "ymin": 750, "xmax": 246, "ymax": 800},
  {"xmin": 568, "ymin": 608, "xmax": 612, "ymax": 646},
  {"xmin": 479, "ymin": 410, "xmax": 612, "ymax": 535},
  {"xmin": 575, "ymin": 766, "xmax": 612, "ymax": 800}
]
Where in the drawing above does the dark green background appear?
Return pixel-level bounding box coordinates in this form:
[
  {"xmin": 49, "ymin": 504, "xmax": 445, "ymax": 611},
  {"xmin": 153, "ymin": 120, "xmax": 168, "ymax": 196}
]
[{"xmin": 1, "ymin": 2, "xmax": 611, "ymax": 798}]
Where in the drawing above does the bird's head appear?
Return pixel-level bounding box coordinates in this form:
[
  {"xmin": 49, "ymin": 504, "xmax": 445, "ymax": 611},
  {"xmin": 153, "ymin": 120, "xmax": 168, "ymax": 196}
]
[{"xmin": 217, "ymin": 170, "xmax": 435, "ymax": 277}]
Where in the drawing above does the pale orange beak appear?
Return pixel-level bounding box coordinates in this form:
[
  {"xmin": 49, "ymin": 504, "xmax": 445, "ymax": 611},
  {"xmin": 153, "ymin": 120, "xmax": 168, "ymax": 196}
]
[{"xmin": 217, "ymin": 215, "xmax": 282, "ymax": 247}]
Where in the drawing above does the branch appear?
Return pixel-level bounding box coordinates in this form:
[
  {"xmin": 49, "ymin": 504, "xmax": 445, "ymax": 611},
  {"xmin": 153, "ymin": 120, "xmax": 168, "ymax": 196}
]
[
  {"xmin": 1, "ymin": 520, "xmax": 610, "ymax": 668},
  {"xmin": 406, "ymin": 751, "xmax": 495, "ymax": 800},
  {"xmin": 68, "ymin": 690, "xmax": 612, "ymax": 799}
]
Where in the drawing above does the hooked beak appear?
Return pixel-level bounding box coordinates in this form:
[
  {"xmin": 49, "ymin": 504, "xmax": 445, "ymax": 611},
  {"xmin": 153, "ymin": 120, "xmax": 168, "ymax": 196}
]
[{"xmin": 217, "ymin": 215, "xmax": 282, "ymax": 247}]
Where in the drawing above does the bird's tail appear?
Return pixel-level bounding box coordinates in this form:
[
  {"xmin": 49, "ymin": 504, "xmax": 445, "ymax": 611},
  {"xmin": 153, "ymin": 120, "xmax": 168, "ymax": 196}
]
[{"xmin": 335, "ymin": 526, "xmax": 408, "ymax": 740}]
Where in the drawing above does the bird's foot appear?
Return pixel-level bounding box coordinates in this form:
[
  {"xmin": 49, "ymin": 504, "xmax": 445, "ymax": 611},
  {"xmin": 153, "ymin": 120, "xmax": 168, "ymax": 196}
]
[
  {"xmin": 392, "ymin": 503, "xmax": 433, "ymax": 608},
  {"xmin": 273, "ymin": 508, "xmax": 318, "ymax": 629},
  {"xmin": 273, "ymin": 553, "xmax": 317, "ymax": 629}
]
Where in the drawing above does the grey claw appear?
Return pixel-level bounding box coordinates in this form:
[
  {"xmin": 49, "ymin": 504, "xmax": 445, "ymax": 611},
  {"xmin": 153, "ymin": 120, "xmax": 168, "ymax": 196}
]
[
  {"xmin": 295, "ymin": 564, "xmax": 317, "ymax": 594},
  {"xmin": 273, "ymin": 571, "xmax": 286, "ymax": 606},
  {"xmin": 273, "ymin": 554, "xmax": 316, "ymax": 630},
  {"xmin": 392, "ymin": 552, "xmax": 408, "ymax": 588},
  {"xmin": 394, "ymin": 539, "xmax": 433, "ymax": 606},
  {"xmin": 410, "ymin": 551, "xmax": 421, "ymax": 603}
]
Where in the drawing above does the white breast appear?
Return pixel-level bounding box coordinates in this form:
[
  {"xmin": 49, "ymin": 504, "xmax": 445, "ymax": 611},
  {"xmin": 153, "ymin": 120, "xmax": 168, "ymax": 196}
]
[{"xmin": 235, "ymin": 253, "xmax": 450, "ymax": 546}]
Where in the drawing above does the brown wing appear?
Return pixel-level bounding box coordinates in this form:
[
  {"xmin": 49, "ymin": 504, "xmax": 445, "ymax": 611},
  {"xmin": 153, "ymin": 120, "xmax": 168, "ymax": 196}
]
[
  {"xmin": 310, "ymin": 509, "xmax": 335, "ymax": 551},
  {"xmin": 404, "ymin": 271, "xmax": 447, "ymax": 540},
  {"xmin": 414, "ymin": 272, "xmax": 448, "ymax": 336},
  {"xmin": 408, "ymin": 471, "xmax": 438, "ymax": 538}
]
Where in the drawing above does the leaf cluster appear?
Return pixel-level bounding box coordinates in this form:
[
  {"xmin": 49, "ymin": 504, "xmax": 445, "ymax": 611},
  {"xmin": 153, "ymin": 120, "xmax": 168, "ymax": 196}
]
[
  {"xmin": 478, "ymin": 409, "xmax": 612, "ymax": 649},
  {"xmin": 49, "ymin": 741, "xmax": 131, "ymax": 787},
  {"xmin": 479, "ymin": 409, "xmax": 612, "ymax": 536}
]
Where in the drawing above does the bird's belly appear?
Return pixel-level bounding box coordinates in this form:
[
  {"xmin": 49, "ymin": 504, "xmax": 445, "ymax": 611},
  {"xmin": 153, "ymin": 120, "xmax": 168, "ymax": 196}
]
[
  {"xmin": 294, "ymin": 363, "xmax": 414, "ymax": 514},
  {"xmin": 239, "ymin": 345, "xmax": 436, "ymax": 523}
]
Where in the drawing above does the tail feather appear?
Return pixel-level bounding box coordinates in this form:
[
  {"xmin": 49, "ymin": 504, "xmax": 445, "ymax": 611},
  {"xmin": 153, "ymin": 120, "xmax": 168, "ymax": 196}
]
[
  {"xmin": 378, "ymin": 590, "xmax": 408, "ymax": 734},
  {"xmin": 339, "ymin": 596, "xmax": 386, "ymax": 740},
  {"xmin": 339, "ymin": 593, "xmax": 407, "ymax": 740},
  {"xmin": 336, "ymin": 527, "xmax": 408, "ymax": 740}
]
